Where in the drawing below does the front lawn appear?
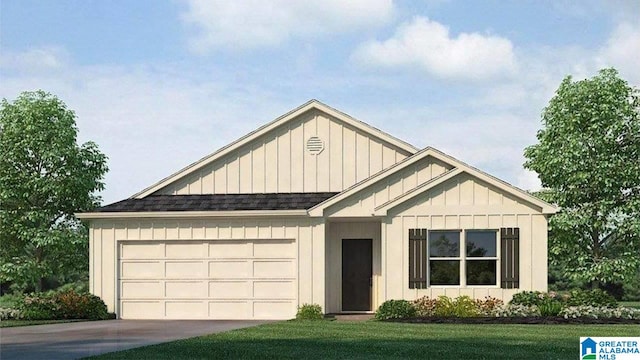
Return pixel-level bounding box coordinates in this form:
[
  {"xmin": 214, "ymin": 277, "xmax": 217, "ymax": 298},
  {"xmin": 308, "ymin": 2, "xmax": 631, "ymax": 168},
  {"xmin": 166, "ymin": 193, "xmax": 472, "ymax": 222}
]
[{"xmin": 90, "ymin": 320, "xmax": 639, "ymax": 359}]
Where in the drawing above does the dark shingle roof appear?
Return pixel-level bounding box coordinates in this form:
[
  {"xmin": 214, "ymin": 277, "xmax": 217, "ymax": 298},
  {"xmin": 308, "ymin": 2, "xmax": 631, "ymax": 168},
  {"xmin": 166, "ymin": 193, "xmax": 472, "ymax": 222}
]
[{"xmin": 96, "ymin": 193, "xmax": 339, "ymax": 212}]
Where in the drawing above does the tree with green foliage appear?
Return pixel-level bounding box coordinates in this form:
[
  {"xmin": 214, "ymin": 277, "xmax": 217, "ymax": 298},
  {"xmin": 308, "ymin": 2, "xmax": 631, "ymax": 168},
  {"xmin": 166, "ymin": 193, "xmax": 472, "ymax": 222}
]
[
  {"xmin": 0, "ymin": 91, "xmax": 108, "ymax": 292},
  {"xmin": 524, "ymin": 68, "xmax": 640, "ymax": 285}
]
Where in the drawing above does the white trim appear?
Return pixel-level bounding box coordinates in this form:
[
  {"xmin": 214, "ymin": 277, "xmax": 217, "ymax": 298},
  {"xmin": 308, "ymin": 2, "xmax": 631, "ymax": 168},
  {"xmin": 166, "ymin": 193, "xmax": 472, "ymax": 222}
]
[
  {"xmin": 424, "ymin": 148, "xmax": 557, "ymax": 214},
  {"xmin": 310, "ymin": 147, "xmax": 557, "ymax": 217},
  {"xmin": 308, "ymin": 147, "xmax": 441, "ymax": 216},
  {"xmin": 426, "ymin": 229, "xmax": 501, "ymax": 287},
  {"xmin": 76, "ymin": 209, "xmax": 309, "ymax": 220},
  {"xmin": 131, "ymin": 100, "xmax": 418, "ymax": 199},
  {"xmin": 373, "ymin": 168, "xmax": 463, "ymax": 215}
]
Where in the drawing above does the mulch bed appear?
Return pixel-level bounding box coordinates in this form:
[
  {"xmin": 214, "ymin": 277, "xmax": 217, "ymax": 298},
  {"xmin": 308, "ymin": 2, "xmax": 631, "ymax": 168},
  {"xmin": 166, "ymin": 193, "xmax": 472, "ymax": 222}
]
[{"xmin": 390, "ymin": 316, "xmax": 640, "ymax": 324}]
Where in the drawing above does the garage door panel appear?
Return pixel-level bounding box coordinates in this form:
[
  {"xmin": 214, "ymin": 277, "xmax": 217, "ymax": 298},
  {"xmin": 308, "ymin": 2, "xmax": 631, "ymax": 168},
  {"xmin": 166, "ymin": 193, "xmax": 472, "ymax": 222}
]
[
  {"xmin": 166, "ymin": 243, "xmax": 205, "ymax": 258},
  {"xmin": 165, "ymin": 261, "xmax": 205, "ymax": 278},
  {"xmin": 254, "ymin": 301, "xmax": 295, "ymax": 319},
  {"xmin": 121, "ymin": 243, "xmax": 163, "ymax": 259},
  {"xmin": 121, "ymin": 301, "xmax": 162, "ymax": 319},
  {"xmin": 121, "ymin": 281, "xmax": 163, "ymax": 299},
  {"xmin": 165, "ymin": 301, "xmax": 207, "ymax": 319},
  {"xmin": 254, "ymin": 281, "xmax": 294, "ymax": 299},
  {"xmin": 209, "ymin": 242, "xmax": 251, "ymax": 258},
  {"xmin": 209, "ymin": 301, "xmax": 251, "ymax": 319},
  {"xmin": 121, "ymin": 261, "xmax": 163, "ymax": 279},
  {"xmin": 253, "ymin": 240, "xmax": 294, "ymax": 258},
  {"xmin": 209, "ymin": 281, "xmax": 251, "ymax": 298},
  {"xmin": 119, "ymin": 240, "xmax": 297, "ymax": 320},
  {"xmin": 254, "ymin": 261, "xmax": 295, "ymax": 278},
  {"xmin": 165, "ymin": 281, "xmax": 207, "ymax": 298},
  {"xmin": 209, "ymin": 261, "xmax": 251, "ymax": 278}
]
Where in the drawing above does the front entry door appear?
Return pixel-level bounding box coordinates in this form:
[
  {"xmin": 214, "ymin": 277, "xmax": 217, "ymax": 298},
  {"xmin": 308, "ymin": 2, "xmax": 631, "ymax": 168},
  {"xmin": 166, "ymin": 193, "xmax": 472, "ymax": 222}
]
[{"xmin": 342, "ymin": 239, "xmax": 372, "ymax": 311}]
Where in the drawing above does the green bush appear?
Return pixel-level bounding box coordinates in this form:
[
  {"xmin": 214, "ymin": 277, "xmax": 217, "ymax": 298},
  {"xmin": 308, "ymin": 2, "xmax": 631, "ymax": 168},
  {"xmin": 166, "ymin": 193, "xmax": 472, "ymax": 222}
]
[
  {"xmin": 18, "ymin": 293, "xmax": 59, "ymax": 320},
  {"xmin": 433, "ymin": 296, "xmax": 480, "ymax": 317},
  {"xmin": 493, "ymin": 304, "xmax": 541, "ymax": 317},
  {"xmin": 537, "ymin": 300, "xmax": 564, "ymax": 316},
  {"xmin": 413, "ymin": 296, "xmax": 438, "ymax": 317},
  {"xmin": 560, "ymin": 305, "xmax": 640, "ymax": 320},
  {"xmin": 296, "ymin": 303, "xmax": 324, "ymax": 320},
  {"xmin": 0, "ymin": 307, "xmax": 21, "ymax": 320},
  {"xmin": 17, "ymin": 289, "xmax": 111, "ymax": 320},
  {"xmin": 375, "ymin": 300, "xmax": 416, "ymax": 320},
  {"xmin": 0, "ymin": 293, "xmax": 22, "ymax": 309},
  {"xmin": 510, "ymin": 291, "xmax": 548, "ymax": 306},
  {"xmin": 566, "ymin": 289, "xmax": 617, "ymax": 308},
  {"xmin": 474, "ymin": 296, "xmax": 504, "ymax": 316}
]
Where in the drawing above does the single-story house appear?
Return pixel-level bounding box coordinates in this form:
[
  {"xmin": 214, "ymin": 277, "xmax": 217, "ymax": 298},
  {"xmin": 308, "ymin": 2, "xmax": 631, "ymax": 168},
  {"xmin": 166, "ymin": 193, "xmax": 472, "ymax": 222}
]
[{"xmin": 77, "ymin": 100, "xmax": 557, "ymax": 320}]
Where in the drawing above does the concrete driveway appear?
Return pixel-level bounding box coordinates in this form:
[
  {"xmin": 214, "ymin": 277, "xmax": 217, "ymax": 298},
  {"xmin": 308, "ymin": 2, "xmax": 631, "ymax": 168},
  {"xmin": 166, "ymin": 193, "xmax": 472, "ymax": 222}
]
[{"xmin": 0, "ymin": 320, "xmax": 269, "ymax": 360}]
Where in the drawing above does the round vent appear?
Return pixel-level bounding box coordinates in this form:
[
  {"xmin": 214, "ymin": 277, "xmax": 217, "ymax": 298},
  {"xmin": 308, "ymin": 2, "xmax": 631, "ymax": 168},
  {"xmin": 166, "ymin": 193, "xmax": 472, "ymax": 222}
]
[{"xmin": 306, "ymin": 136, "xmax": 324, "ymax": 155}]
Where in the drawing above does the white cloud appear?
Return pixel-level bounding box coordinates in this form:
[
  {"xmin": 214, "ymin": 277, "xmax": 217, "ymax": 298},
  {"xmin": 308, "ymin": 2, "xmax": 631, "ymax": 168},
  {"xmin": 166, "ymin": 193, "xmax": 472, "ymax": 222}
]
[
  {"xmin": 0, "ymin": 46, "xmax": 69, "ymax": 73},
  {"xmin": 597, "ymin": 22, "xmax": 640, "ymax": 84},
  {"xmin": 0, "ymin": 49, "xmax": 291, "ymax": 204},
  {"xmin": 352, "ymin": 17, "xmax": 517, "ymax": 80},
  {"xmin": 180, "ymin": 0, "xmax": 395, "ymax": 52}
]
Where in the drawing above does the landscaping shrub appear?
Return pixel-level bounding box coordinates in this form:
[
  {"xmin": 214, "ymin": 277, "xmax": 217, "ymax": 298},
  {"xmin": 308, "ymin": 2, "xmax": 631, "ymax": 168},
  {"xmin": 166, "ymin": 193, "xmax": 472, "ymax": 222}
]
[
  {"xmin": 510, "ymin": 291, "xmax": 559, "ymax": 306},
  {"xmin": 296, "ymin": 303, "xmax": 323, "ymax": 320},
  {"xmin": 433, "ymin": 296, "xmax": 479, "ymax": 317},
  {"xmin": 559, "ymin": 306, "xmax": 640, "ymax": 320},
  {"xmin": 493, "ymin": 304, "xmax": 541, "ymax": 317},
  {"xmin": 474, "ymin": 297, "xmax": 504, "ymax": 316},
  {"xmin": 375, "ymin": 300, "xmax": 416, "ymax": 320},
  {"xmin": 413, "ymin": 296, "xmax": 437, "ymax": 317},
  {"xmin": 0, "ymin": 293, "xmax": 22, "ymax": 309},
  {"xmin": 54, "ymin": 289, "xmax": 110, "ymax": 320},
  {"xmin": 0, "ymin": 307, "xmax": 21, "ymax": 320},
  {"xmin": 537, "ymin": 300, "xmax": 564, "ymax": 316},
  {"xmin": 17, "ymin": 293, "xmax": 59, "ymax": 320},
  {"xmin": 17, "ymin": 289, "xmax": 110, "ymax": 320},
  {"xmin": 566, "ymin": 288, "xmax": 617, "ymax": 307}
]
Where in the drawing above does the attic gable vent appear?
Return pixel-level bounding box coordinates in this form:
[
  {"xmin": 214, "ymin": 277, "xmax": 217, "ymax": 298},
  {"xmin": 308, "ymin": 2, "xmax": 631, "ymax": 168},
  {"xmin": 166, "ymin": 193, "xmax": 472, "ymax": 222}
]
[{"xmin": 306, "ymin": 136, "xmax": 324, "ymax": 155}]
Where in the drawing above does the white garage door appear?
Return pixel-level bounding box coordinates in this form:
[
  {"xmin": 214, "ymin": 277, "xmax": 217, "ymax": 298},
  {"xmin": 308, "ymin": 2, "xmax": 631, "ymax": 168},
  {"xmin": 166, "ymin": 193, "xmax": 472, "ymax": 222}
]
[{"xmin": 117, "ymin": 239, "xmax": 297, "ymax": 320}]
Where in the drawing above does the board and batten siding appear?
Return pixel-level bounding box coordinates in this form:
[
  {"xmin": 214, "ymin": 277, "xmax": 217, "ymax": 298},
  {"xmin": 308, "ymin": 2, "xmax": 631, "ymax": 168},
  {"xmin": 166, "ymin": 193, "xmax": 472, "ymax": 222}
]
[
  {"xmin": 154, "ymin": 110, "xmax": 411, "ymax": 195},
  {"xmin": 381, "ymin": 173, "xmax": 548, "ymax": 303},
  {"xmin": 89, "ymin": 218, "xmax": 325, "ymax": 316},
  {"xmin": 325, "ymin": 156, "xmax": 453, "ymax": 217}
]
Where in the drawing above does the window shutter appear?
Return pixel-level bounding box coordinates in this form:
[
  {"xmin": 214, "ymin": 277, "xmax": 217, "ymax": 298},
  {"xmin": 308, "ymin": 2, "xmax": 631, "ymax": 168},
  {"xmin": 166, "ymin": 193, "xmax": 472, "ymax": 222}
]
[
  {"xmin": 409, "ymin": 229, "xmax": 428, "ymax": 289},
  {"xmin": 500, "ymin": 228, "xmax": 520, "ymax": 289}
]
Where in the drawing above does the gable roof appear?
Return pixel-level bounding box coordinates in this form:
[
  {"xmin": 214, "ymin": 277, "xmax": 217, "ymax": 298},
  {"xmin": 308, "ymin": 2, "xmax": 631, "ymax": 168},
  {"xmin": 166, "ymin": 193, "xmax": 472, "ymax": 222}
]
[
  {"xmin": 308, "ymin": 147, "xmax": 557, "ymax": 216},
  {"xmin": 132, "ymin": 99, "xmax": 419, "ymax": 199},
  {"xmin": 97, "ymin": 193, "xmax": 338, "ymax": 212}
]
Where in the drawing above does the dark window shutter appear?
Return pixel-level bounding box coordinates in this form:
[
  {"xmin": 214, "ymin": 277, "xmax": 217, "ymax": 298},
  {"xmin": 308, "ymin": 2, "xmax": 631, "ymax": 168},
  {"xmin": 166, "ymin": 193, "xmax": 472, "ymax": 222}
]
[
  {"xmin": 500, "ymin": 228, "xmax": 520, "ymax": 289},
  {"xmin": 409, "ymin": 229, "xmax": 428, "ymax": 289}
]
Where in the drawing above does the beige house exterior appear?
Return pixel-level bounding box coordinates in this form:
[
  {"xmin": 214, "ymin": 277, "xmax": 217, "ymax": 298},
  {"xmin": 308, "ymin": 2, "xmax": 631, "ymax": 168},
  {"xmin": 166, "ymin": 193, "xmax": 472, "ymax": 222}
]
[{"xmin": 77, "ymin": 100, "xmax": 557, "ymax": 320}]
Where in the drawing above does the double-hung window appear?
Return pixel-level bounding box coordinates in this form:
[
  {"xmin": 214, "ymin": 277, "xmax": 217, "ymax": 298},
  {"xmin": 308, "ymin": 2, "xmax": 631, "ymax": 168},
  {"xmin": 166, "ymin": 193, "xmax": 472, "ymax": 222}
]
[
  {"xmin": 465, "ymin": 230, "xmax": 498, "ymax": 285},
  {"xmin": 428, "ymin": 231, "xmax": 461, "ymax": 285},
  {"xmin": 409, "ymin": 228, "xmax": 518, "ymax": 289}
]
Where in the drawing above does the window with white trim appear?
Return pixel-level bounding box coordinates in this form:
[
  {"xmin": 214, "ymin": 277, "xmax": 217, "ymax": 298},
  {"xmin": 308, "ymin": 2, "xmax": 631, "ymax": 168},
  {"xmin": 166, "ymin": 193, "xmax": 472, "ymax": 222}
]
[{"xmin": 427, "ymin": 230, "xmax": 498, "ymax": 286}]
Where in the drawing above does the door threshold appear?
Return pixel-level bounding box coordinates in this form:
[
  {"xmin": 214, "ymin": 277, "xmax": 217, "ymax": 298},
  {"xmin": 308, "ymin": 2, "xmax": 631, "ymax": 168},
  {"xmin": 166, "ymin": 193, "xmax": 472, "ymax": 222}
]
[{"xmin": 335, "ymin": 311, "xmax": 374, "ymax": 314}]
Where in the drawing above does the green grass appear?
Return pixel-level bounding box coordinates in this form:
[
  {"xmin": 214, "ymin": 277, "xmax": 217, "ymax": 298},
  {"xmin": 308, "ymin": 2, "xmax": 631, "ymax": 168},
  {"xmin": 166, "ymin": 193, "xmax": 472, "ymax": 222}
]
[
  {"xmin": 90, "ymin": 320, "xmax": 640, "ymax": 360},
  {"xmin": 0, "ymin": 319, "xmax": 84, "ymax": 328},
  {"xmin": 620, "ymin": 301, "xmax": 640, "ymax": 309}
]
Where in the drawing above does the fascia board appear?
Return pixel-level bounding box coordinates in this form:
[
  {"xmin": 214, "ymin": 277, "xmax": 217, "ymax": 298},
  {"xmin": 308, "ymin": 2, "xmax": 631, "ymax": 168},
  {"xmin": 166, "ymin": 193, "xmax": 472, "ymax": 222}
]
[
  {"xmin": 75, "ymin": 209, "xmax": 309, "ymax": 220},
  {"xmin": 131, "ymin": 100, "xmax": 418, "ymax": 199}
]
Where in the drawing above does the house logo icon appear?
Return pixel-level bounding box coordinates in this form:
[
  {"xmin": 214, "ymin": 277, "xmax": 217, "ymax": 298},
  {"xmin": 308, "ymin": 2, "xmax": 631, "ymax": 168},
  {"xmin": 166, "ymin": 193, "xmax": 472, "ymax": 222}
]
[{"xmin": 581, "ymin": 337, "xmax": 597, "ymax": 360}]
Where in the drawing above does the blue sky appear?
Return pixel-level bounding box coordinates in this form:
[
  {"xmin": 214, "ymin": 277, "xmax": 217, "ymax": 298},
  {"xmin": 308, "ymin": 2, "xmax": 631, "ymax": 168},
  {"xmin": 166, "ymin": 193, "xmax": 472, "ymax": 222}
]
[{"xmin": 1, "ymin": 0, "xmax": 639, "ymax": 204}]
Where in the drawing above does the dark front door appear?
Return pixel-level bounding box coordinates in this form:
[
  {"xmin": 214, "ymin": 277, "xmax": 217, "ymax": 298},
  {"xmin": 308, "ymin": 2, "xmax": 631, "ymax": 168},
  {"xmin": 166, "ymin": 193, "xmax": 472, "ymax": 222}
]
[{"xmin": 342, "ymin": 239, "xmax": 372, "ymax": 311}]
